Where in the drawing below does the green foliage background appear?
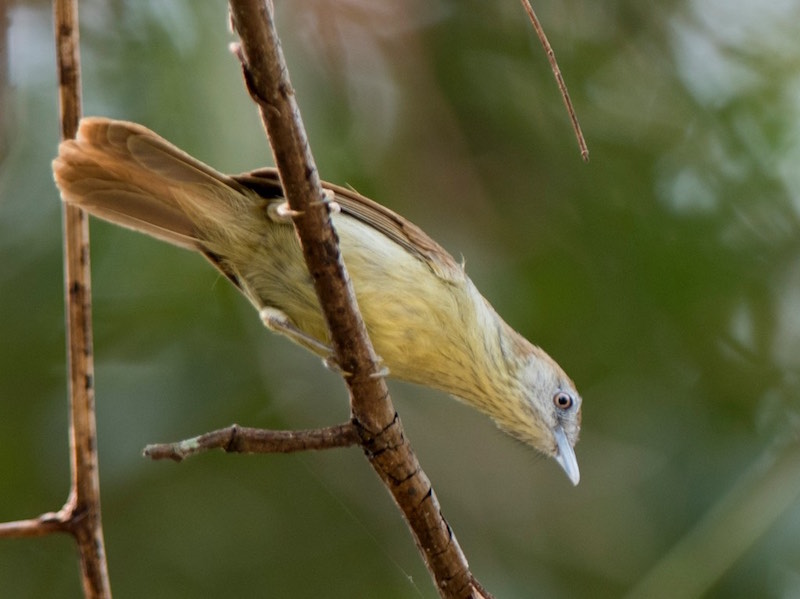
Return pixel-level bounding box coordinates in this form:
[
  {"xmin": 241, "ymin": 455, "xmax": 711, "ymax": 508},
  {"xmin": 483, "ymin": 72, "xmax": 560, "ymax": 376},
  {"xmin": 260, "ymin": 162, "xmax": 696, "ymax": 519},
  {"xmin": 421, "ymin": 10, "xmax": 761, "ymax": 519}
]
[{"xmin": 2, "ymin": 1, "xmax": 799, "ymax": 597}]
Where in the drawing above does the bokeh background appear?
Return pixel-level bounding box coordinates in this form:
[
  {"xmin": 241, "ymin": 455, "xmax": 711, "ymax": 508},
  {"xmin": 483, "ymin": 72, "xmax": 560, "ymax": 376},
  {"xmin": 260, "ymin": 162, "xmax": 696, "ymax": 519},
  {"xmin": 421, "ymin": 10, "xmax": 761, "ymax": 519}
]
[{"xmin": 2, "ymin": 0, "xmax": 800, "ymax": 597}]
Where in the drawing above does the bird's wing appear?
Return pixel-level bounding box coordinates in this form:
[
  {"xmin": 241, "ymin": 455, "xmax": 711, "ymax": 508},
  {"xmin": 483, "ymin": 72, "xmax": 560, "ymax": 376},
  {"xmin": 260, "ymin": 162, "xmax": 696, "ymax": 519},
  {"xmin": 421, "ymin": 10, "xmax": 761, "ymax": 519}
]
[{"xmin": 236, "ymin": 169, "xmax": 465, "ymax": 283}]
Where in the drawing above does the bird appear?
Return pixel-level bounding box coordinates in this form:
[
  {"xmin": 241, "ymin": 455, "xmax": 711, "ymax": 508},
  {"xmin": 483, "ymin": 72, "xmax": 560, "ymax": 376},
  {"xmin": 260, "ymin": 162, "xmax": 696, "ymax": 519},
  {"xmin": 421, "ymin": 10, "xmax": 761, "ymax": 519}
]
[{"xmin": 53, "ymin": 117, "xmax": 582, "ymax": 484}]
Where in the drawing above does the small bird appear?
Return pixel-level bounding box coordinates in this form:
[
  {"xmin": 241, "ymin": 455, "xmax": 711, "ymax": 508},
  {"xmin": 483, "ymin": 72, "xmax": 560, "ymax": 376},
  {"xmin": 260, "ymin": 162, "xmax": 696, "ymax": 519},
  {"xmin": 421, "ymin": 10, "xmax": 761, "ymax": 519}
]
[{"xmin": 53, "ymin": 118, "xmax": 582, "ymax": 484}]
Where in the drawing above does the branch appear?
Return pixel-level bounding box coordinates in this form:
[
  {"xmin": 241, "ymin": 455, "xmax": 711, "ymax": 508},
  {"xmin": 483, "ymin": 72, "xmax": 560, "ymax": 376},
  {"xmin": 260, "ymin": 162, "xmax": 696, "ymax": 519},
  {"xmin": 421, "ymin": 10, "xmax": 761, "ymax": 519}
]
[
  {"xmin": 53, "ymin": 0, "xmax": 112, "ymax": 594},
  {"xmin": 0, "ymin": 2, "xmax": 112, "ymax": 597},
  {"xmin": 521, "ymin": 0, "xmax": 589, "ymax": 162},
  {"xmin": 227, "ymin": 1, "xmax": 490, "ymax": 596},
  {"xmin": 144, "ymin": 423, "xmax": 360, "ymax": 462},
  {"xmin": 55, "ymin": 0, "xmax": 114, "ymax": 590},
  {"xmin": 0, "ymin": 512, "xmax": 69, "ymax": 538}
]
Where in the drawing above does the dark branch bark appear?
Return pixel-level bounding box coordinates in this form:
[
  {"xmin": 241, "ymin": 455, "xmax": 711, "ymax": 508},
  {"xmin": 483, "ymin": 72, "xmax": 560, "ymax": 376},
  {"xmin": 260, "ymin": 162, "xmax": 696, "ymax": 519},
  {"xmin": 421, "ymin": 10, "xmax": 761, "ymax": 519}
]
[{"xmin": 227, "ymin": 1, "xmax": 490, "ymax": 596}]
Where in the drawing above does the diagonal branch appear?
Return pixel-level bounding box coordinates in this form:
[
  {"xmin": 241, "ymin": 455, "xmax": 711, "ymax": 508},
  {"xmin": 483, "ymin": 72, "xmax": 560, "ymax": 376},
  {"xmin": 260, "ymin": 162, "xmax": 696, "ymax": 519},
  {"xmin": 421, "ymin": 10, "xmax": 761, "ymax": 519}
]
[
  {"xmin": 227, "ymin": 1, "xmax": 490, "ymax": 596},
  {"xmin": 521, "ymin": 0, "xmax": 589, "ymax": 162}
]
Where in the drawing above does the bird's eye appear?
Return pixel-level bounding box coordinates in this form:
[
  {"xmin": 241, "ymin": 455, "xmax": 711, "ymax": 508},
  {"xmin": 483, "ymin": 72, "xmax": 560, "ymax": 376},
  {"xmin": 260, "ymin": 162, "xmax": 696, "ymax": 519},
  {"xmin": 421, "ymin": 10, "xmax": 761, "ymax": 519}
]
[{"xmin": 553, "ymin": 391, "xmax": 574, "ymax": 410}]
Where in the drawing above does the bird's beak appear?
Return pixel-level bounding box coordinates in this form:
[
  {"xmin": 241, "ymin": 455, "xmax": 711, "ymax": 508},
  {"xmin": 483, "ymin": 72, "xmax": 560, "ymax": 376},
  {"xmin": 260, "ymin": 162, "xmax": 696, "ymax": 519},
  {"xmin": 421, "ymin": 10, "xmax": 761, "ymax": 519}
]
[{"xmin": 554, "ymin": 425, "xmax": 580, "ymax": 486}]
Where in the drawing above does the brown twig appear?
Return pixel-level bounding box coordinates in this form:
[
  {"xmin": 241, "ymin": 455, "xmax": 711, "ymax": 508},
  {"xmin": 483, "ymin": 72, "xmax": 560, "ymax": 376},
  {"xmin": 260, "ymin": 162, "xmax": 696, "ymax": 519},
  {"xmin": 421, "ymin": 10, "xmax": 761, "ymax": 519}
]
[
  {"xmin": 0, "ymin": 2, "xmax": 112, "ymax": 597},
  {"xmin": 144, "ymin": 423, "xmax": 361, "ymax": 462},
  {"xmin": 227, "ymin": 1, "xmax": 490, "ymax": 596},
  {"xmin": 521, "ymin": 0, "xmax": 589, "ymax": 162}
]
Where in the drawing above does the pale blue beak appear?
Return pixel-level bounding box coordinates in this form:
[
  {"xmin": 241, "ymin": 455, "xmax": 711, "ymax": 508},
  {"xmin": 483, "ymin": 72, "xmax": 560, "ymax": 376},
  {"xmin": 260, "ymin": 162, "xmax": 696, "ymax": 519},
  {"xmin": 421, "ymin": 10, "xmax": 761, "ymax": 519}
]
[{"xmin": 554, "ymin": 425, "xmax": 580, "ymax": 486}]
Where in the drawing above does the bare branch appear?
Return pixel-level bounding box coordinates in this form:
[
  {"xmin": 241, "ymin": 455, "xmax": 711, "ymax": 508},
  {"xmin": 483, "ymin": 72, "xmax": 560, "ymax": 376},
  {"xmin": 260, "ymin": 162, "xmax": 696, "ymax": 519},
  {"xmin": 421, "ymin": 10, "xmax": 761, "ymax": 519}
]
[
  {"xmin": 521, "ymin": 0, "xmax": 589, "ymax": 162},
  {"xmin": 227, "ymin": 1, "xmax": 489, "ymax": 596},
  {"xmin": 143, "ymin": 423, "xmax": 361, "ymax": 462},
  {"xmin": 53, "ymin": 0, "xmax": 115, "ymax": 589}
]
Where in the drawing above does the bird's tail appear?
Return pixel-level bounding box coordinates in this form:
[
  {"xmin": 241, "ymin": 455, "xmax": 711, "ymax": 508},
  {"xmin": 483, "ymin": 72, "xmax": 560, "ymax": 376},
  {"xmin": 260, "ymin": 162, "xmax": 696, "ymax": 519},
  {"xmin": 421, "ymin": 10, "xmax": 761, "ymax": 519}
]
[{"xmin": 52, "ymin": 117, "xmax": 262, "ymax": 253}]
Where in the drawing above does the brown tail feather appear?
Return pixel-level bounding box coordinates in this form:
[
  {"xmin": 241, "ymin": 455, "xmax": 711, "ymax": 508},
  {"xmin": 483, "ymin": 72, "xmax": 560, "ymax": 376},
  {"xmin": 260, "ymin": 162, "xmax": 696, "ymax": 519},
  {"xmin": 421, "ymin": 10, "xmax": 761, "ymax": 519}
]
[{"xmin": 52, "ymin": 118, "xmax": 252, "ymax": 251}]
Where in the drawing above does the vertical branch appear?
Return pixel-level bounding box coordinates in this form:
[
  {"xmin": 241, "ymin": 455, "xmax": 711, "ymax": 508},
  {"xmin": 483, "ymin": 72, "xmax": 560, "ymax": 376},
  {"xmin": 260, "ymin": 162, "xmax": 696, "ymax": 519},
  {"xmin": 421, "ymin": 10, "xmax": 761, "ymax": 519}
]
[
  {"xmin": 228, "ymin": 1, "xmax": 489, "ymax": 596},
  {"xmin": 54, "ymin": 1, "xmax": 111, "ymax": 596},
  {"xmin": 1, "ymin": 2, "xmax": 111, "ymax": 597}
]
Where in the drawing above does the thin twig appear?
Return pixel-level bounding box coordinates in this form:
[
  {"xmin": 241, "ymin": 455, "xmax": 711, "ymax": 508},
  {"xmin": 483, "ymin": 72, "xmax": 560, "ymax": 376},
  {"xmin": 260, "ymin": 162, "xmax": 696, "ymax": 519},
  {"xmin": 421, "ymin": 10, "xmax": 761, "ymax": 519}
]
[
  {"xmin": 227, "ymin": 1, "xmax": 489, "ymax": 596},
  {"xmin": 521, "ymin": 0, "xmax": 589, "ymax": 162},
  {"xmin": 144, "ymin": 423, "xmax": 361, "ymax": 462}
]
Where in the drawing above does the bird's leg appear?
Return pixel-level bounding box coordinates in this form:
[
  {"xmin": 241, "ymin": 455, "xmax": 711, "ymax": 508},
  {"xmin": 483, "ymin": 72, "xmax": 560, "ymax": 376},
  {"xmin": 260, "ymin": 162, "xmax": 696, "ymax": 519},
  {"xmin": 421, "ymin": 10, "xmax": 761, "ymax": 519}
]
[
  {"xmin": 258, "ymin": 306, "xmax": 332, "ymax": 355},
  {"xmin": 266, "ymin": 202, "xmax": 303, "ymax": 223},
  {"xmin": 257, "ymin": 307, "xmax": 388, "ymax": 379},
  {"xmin": 266, "ymin": 190, "xmax": 340, "ymax": 224},
  {"xmin": 258, "ymin": 307, "xmax": 351, "ymax": 375}
]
